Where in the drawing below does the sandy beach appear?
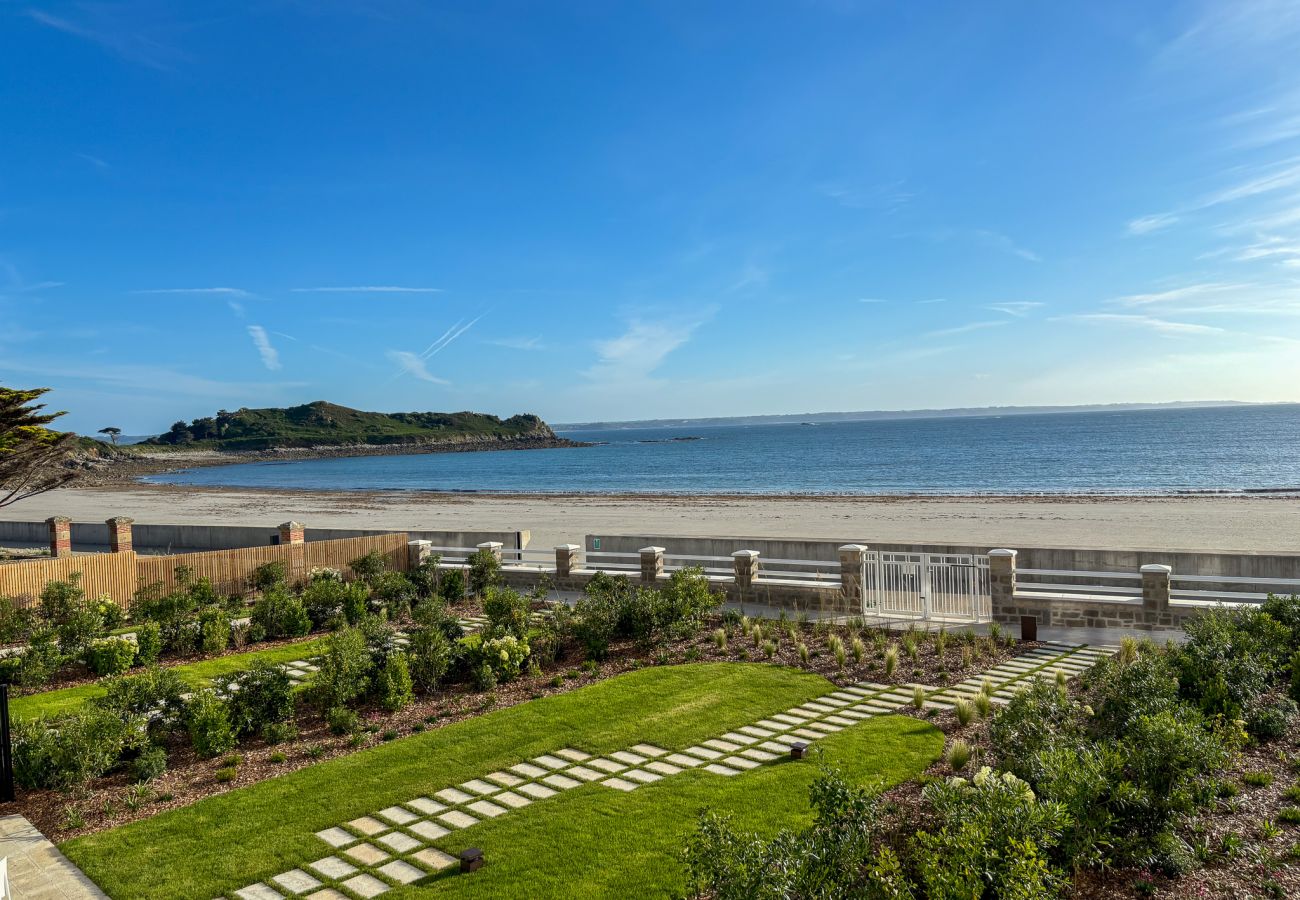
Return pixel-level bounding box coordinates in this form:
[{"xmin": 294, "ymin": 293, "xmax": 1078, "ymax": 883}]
[{"xmin": 3, "ymin": 483, "xmax": 1297, "ymax": 554}]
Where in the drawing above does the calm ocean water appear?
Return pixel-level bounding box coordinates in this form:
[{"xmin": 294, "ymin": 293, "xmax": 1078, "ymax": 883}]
[{"xmin": 146, "ymin": 405, "xmax": 1300, "ymax": 496}]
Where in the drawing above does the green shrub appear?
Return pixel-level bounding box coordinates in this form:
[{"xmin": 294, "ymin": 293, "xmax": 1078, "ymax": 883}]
[
  {"xmin": 1171, "ymin": 606, "xmax": 1287, "ymax": 718},
  {"xmin": 133, "ymin": 621, "xmax": 162, "ymax": 665},
  {"xmin": 348, "ymin": 550, "xmax": 388, "ymax": 581},
  {"xmin": 0, "ymin": 594, "xmax": 37, "ymax": 643},
  {"xmin": 250, "ymin": 588, "xmax": 310, "ymax": 640},
  {"xmin": 313, "ymin": 626, "xmax": 372, "ymax": 710},
  {"xmin": 301, "ymin": 576, "xmax": 365, "ymax": 630},
  {"xmin": 99, "ymin": 667, "xmax": 189, "ymax": 733},
  {"xmin": 1083, "ymin": 652, "xmax": 1181, "ymax": 738},
  {"xmin": 132, "ymin": 745, "xmax": 168, "ymax": 783},
  {"xmin": 40, "ymin": 574, "xmax": 86, "ymax": 625},
  {"xmin": 438, "ymin": 568, "xmax": 465, "ymax": 605},
  {"xmin": 683, "ymin": 771, "xmax": 881, "ymax": 899},
  {"xmin": 327, "ymin": 706, "xmax": 361, "ymax": 735},
  {"xmin": 467, "ymin": 548, "xmax": 502, "ymax": 596},
  {"xmin": 988, "ymin": 676, "xmax": 1083, "ymax": 783},
  {"xmin": 214, "ymin": 766, "xmax": 237, "ymax": 783},
  {"xmin": 461, "ymin": 633, "xmax": 530, "ymax": 686},
  {"xmin": 374, "ymin": 652, "xmax": 414, "ymax": 711},
  {"xmin": 13, "ymin": 706, "xmax": 144, "ymax": 790},
  {"xmin": 252, "ymin": 561, "xmax": 288, "ymax": 591},
  {"xmin": 1246, "ymin": 694, "xmax": 1297, "ymax": 742},
  {"xmin": 17, "ymin": 627, "xmax": 64, "ymax": 688},
  {"xmin": 223, "ymin": 661, "xmax": 294, "ymax": 737},
  {"xmin": 1244, "ymin": 770, "xmax": 1275, "ymax": 787},
  {"xmin": 483, "ymin": 586, "xmax": 531, "ymax": 639},
  {"xmin": 573, "ymin": 594, "xmax": 619, "ymax": 660},
  {"xmin": 86, "ymin": 637, "xmax": 136, "ymax": 676},
  {"xmin": 56, "ymin": 602, "xmax": 107, "ymax": 657},
  {"xmin": 185, "ymin": 689, "xmax": 237, "ymax": 758},
  {"xmin": 196, "ymin": 606, "xmax": 231, "ymax": 655},
  {"xmin": 260, "ymin": 721, "xmax": 298, "ymax": 745},
  {"xmin": 371, "ymin": 571, "xmax": 417, "ymax": 619},
  {"xmin": 408, "ymin": 627, "xmax": 453, "ymax": 693},
  {"xmin": 911, "ymin": 767, "xmax": 1067, "ymax": 899}
]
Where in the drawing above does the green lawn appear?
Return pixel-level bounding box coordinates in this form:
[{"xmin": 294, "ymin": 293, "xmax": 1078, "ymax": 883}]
[
  {"xmin": 62, "ymin": 663, "xmax": 944, "ymax": 899},
  {"xmin": 11, "ymin": 637, "xmax": 325, "ymax": 721}
]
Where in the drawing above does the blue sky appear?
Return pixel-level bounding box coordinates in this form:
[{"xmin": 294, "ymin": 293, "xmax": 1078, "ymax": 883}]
[{"xmin": 3, "ymin": 1, "xmax": 1300, "ymax": 433}]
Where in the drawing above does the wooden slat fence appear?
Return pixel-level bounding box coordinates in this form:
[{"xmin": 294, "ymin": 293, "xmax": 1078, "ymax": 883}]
[
  {"xmin": 136, "ymin": 533, "xmax": 410, "ymax": 599},
  {"xmin": 0, "ymin": 552, "xmax": 139, "ymax": 609},
  {"xmin": 0, "ymin": 533, "xmax": 409, "ymax": 608}
]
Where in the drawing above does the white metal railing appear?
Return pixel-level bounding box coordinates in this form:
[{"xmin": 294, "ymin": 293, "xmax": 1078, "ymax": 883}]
[
  {"xmin": 1171, "ymin": 573, "xmax": 1300, "ymax": 605},
  {"xmin": 755, "ymin": 556, "xmax": 840, "ymax": 586},
  {"xmin": 1015, "ymin": 567, "xmax": 1142, "ymax": 603}
]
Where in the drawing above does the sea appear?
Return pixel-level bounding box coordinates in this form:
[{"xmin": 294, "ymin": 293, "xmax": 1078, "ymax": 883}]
[{"xmin": 144, "ymin": 404, "xmax": 1300, "ymax": 496}]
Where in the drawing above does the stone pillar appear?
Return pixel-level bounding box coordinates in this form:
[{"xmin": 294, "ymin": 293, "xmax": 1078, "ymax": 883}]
[
  {"xmin": 278, "ymin": 521, "xmax": 305, "ymax": 545},
  {"xmin": 407, "ymin": 540, "xmax": 433, "ymax": 568},
  {"xmin": 106, "ymin": 516, "xmax": 134, "ymax": 553},
  {"xmin": 555, "ymin": 544, "xmax": 582, "ymax": 578},
  {"xmin": 47, "ymin": 516, "xmax": 72, "ymax": 557},
  {"xmin": 1141, "ymin": 564, "xmax": 1171, "ymax": 613},
  {"xmin": 476, "ymin": 541, "xmax": 504, "ymax": 563},
  {"xmin": 732, "ymin": 550, "xmax": 760, "ymax": 589},
  {"xmin": 640, "ymin": 546, "xmax": 665, "ymax": 584},
  {"xmin": 838, "ymin": 544, "xmax": 869, "ymax": 605},
  {"xmin": 988, "ymin": 549, "xmax": 1018, "ymax": 623}
]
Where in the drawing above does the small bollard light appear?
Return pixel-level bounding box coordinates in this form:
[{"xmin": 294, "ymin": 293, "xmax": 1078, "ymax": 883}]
[
  {"xmin": 789, "ymin": 741, "xmax": 809, "ymax": 760},
  {"xmin": 460, "ymin": 847, "xmax": 484, "ymax": 873}
]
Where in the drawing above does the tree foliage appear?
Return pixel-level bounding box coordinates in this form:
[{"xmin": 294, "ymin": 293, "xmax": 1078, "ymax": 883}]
[{"xmin": 0, "ymin": 386, "xmax": 76, "ymax": 507}]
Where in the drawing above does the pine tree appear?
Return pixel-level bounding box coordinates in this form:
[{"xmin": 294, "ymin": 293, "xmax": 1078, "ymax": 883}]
[{"xmin": 0, "ymin": 386, "xmax": 76, "ymax": 507}]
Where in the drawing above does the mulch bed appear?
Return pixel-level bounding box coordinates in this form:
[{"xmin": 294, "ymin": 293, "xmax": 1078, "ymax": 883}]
[{"xmin": 10, "ymin": 615, "xmax": 1024, "ymax": 842}]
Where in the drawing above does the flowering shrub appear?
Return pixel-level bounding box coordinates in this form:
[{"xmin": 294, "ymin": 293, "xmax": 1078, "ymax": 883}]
[
  {"xmin": 461, "ymin": 633, "xmax": 530, "ymax": 686},
  {"xmin": 86, "ymin": 637, "xmax": 136, "ymax": 677}
]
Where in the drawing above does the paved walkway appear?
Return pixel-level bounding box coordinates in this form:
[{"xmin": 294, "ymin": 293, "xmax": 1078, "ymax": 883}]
[
  {"xmin": 229, "ymin": 641, "xmax": 1114, "ymax": 899},
  {"xmin": 0, "ymin": 815, "xmax": 108, "ymax": 900}
]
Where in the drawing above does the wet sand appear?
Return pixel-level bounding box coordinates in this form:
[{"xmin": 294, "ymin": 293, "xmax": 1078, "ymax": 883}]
[{"xmin": 3, "ymin": 483, "xmax": 1298, "ymax": 554}]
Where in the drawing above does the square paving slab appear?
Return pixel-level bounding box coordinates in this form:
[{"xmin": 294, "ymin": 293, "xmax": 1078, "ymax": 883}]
[
  {"xmin": 665, "ymin": 753, "xmax": 704, "ymax": 767},
  {"xmin": 723, "ymin": 756, "xmax": 760, "ymax": 770},
  {"xmin": 533, "ymin": 754, "xmax": 569, "ymax": 769},
  {"xmin": 405, "ymin": 797, "xmax": 445, "ymax": 816},
  {"xmin": 408, "ymin": 820, "xmax": 449, "ymax": 841},
  {"xmin": 412, "ymin": 848, "xmax": 458, "ymax": 872},
  {"xmin": 436, "ymin": 810, "xmax": 480, "ymax": 829},
  {"xmin": 272, "ymin": 869, "xmax": 322, "ymax": 894},
  {"xmin": 645, "ymin": 760, "xmax": 683, "ymax": 776},
  {"xmin": 602, "ymin": 777, "xmax": 639, "ymax": 791},
  {"xmin": 517, "ymin": 782, "xmax": 558, "ymax": 800},
  {"xmin": 587, "ymin": 758, "xmax": 627, "ymax": 773},
  {"xmin": 467, "ymin": 799, "xmax": 508, "ymax": 818},
  {"xmin": 720, "ymin": 732, "xmax": 758, "ymax": 745},
  {"xmin": 377, "ymin": 860, "xmax": 425, "ymax": 885},
  {"xmin": 566, "ymin": 765, "xmax": 602, "ymax": 781},
  {"xmin": 315, "ymin": 827, "xmax": 356, "ymax": 848},
  {"xmin": 459, "ymin": 779, "xmax": 497, "ymax": 795},
  {"xmin": 682, "ymin": 746, "xmax": 722, "ymax": 760},
  {"xmin": 610, "ymin": 751, "xmax": 648, "ymax": 765},
  {"xmin": 375, "ymin": 831, "xmax": 422, "ymax": 853},
  {"xmin": 630, "ymin": 744, "xmax": 668, "ymax": 757},
  {"xmin": 703, "ymin": 740, "xmax": 740, "ymax": 753},
  {"xmin": 377, "ymin": 806, "xmax": 417, "ymax": 825},
  {"xmin": 484, "ymin": 771, "xmax": 523, "ymax": 788},
  {"xmin": 340, "ymin": 873, "xmax": 390, "ymax": 898},
  {"xmin": 234, "ymin": 884, "xmax": 282, "ymax": 900},
  {"xmin": 307, "ymin": 857, "xmax": 357, "ymax": 880},
  {"xmin": 342, "ymin": 843, "xmax": 389, "ymax": 866},
  {"xmin": 494, "ymin": 791, "xmax": 532, "ymax": 809},
  {"xmin": 624, "ymin": 769, "xmax": 662, "ymax": 784},
  {"xmin": 434, "ymin": 788, "xmax": 475, "ymax": 805},
  {"xmin": 542, "ymin": 773, "xmax": 582, "ymax": 790},
  {"xmin": 556, "ymin": 748, "xmax": 592, "ymax": 762},
  {"xmin": 509, "ymin": 763, "xmax": 548, "ymax": 778},
  {"xmin": 704, "ymin": 763, "xmax": 740, "ymax": 776},
  {"xmin": 346, "ymin": 816, "xmax": 388, "ymax": 836}
]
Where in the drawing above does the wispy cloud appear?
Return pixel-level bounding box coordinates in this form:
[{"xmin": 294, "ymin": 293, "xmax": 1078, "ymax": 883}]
[
  {"xmin": 818, "ymin": 179, "xmax": 912, "ymax": 211},
  {"xmin": 1127, "ymin": 213, "xmax": 1180, "ymax": 235},
  {"xmin": 971, "ymin": 229, "xmax": 1041, "ymax": 262},
  {"xmin": 290, "ymin": 286, "xmax": 443, "ymax": 294},
  {"xmin": 584, "ymin": 313, "xmax": 711, "ymax": 382},
  {"xmin": 858, "ymin": 298, "xmax": 887, "ymax": 304},
  {"xmin": 246, "ymin": 326, "xmax": 281, "ymax": 370},
  {"xmin": 1063, "ymin": 313, "xmax": 1226, "ymax": 336},
  {"xmin": 132, "ymin": 287, "xmax": 252, "ymax": 297},
  {"xmin": 923, "ymin": 320, "xmax": 1008, "ymax": 339},
  {"xmin": 384, "ymin": 350, "xmax": 448, "ymax": 384},
  {"xmin": 726, "ymin": 263, "xmax": 769, "ymax": 293},
  {"xmin": 27, "ymin": 9, "xmax": 190, "ymax": 71},
  {"xmin": 488, "ymin": 336, "xmax": 546, "ymax": 351},
  {"xmin": 987, "ymin": 301, "xmax": 1044, "ymax": 317},
  {"xmin": 76, "ymin": 153, "xmax": 110, "ymax": 170},
  {"xmin": 915, "ymin": 298, "xmax": 948, "ymax": 305}
]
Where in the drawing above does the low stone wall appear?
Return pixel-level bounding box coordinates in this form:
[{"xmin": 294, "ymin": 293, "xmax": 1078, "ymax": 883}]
[{"xmin": 992, "ymin": 596, "xmax": 1201, "ymax": 632}]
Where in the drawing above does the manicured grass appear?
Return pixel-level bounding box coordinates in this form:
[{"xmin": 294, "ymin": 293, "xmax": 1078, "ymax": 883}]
[
  {"xmin": 10, "ymin": 637, "xmax": 325, "ymax": 721},
  {"xmin": 62, "ymin": 663, "xmax": 943, "ymax": 899}
]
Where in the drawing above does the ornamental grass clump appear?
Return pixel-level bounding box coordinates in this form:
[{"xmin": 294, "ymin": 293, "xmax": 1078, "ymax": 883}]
[
  {"xmin": 884, "ymin": 645, "xmax": 899, "ymax": 678},
  {"xmin": 751, "ymin": 624, "xmax": 764, "ymax": 648},
  {"xmin": 850, "ymin": 637, "xmax": 865, "ymax": 664},
  {"xmin": 974, "ymin": 692, "xmax": 992, "ymax": 718},
  {"xmin": 946, "ymin": 738, "xmax": 972, "ymax": 771},
  {"xmin": 763, "ymin": 640, "xmax": 776, "ymax": 659},
  {"xmin": 954, "ymin": 698, "xmax": 975, "ymax": 726},
  {"xmin": 797, "ymin": 642, "xmax": 810, "ymax": 664},
  {"xmin": 912, "ymin": 686, "xmax": 926, "ymax": 709},
  {"xmin": 712, "ymin": 627, "xmax": 727, "ymax": 650}
]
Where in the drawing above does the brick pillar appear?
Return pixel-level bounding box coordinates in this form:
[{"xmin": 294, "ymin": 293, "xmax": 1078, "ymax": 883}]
[
  {"xmin": 555, "ymin": 544, "xmax": 581, "ymax": 578},
  {"xmin": 838, "ymin": 544, "xmax": 869, "ymax": 606},
  {"xmin": 278, "ymin": 521, "xmax": 305, "ymax": 545},
  {"xmin": 476, "ymin": 541, "xmax": 504, "ymax": 563},
  {"xmin": 988, "ymin": 549, "xmax": 1018, "ymax": 623},
  {"xmin": 106, "ymin": 516, "xmax": 134, "ymax": 553},
  {"xmin": 1141, "ymin": 564, "xmax": 1171, "ymax": 613},
  {"xmin": 408, "ymin": 540, "xmax": 433, "ymax": 568},
  {"xmin": 732, "ymin": 550, "xmax": 759, "ymax": 589},
  {"xmin": 47, "ymin": 516, "xmax": 72, "ymax": 557},
  {"xmin": 640, "ymin": 546, "xmax": 665, "ymax": 584}
]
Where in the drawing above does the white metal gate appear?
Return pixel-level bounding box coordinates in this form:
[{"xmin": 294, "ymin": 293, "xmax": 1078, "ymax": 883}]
[{"xmin": 861, "ymin": 552, "xmax": 990, "ymax": 623}]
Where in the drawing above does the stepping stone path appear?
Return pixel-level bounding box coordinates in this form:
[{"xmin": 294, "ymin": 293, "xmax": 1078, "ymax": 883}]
[{"xmin": 225, "ymin": 641, "xmax": 1113, "ymax": 898}]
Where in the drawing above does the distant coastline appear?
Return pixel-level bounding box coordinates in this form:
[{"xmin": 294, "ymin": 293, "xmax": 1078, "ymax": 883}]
[{"xmin": 556, "ymin": 399, "xmax": 1283, "ymax": 431}]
